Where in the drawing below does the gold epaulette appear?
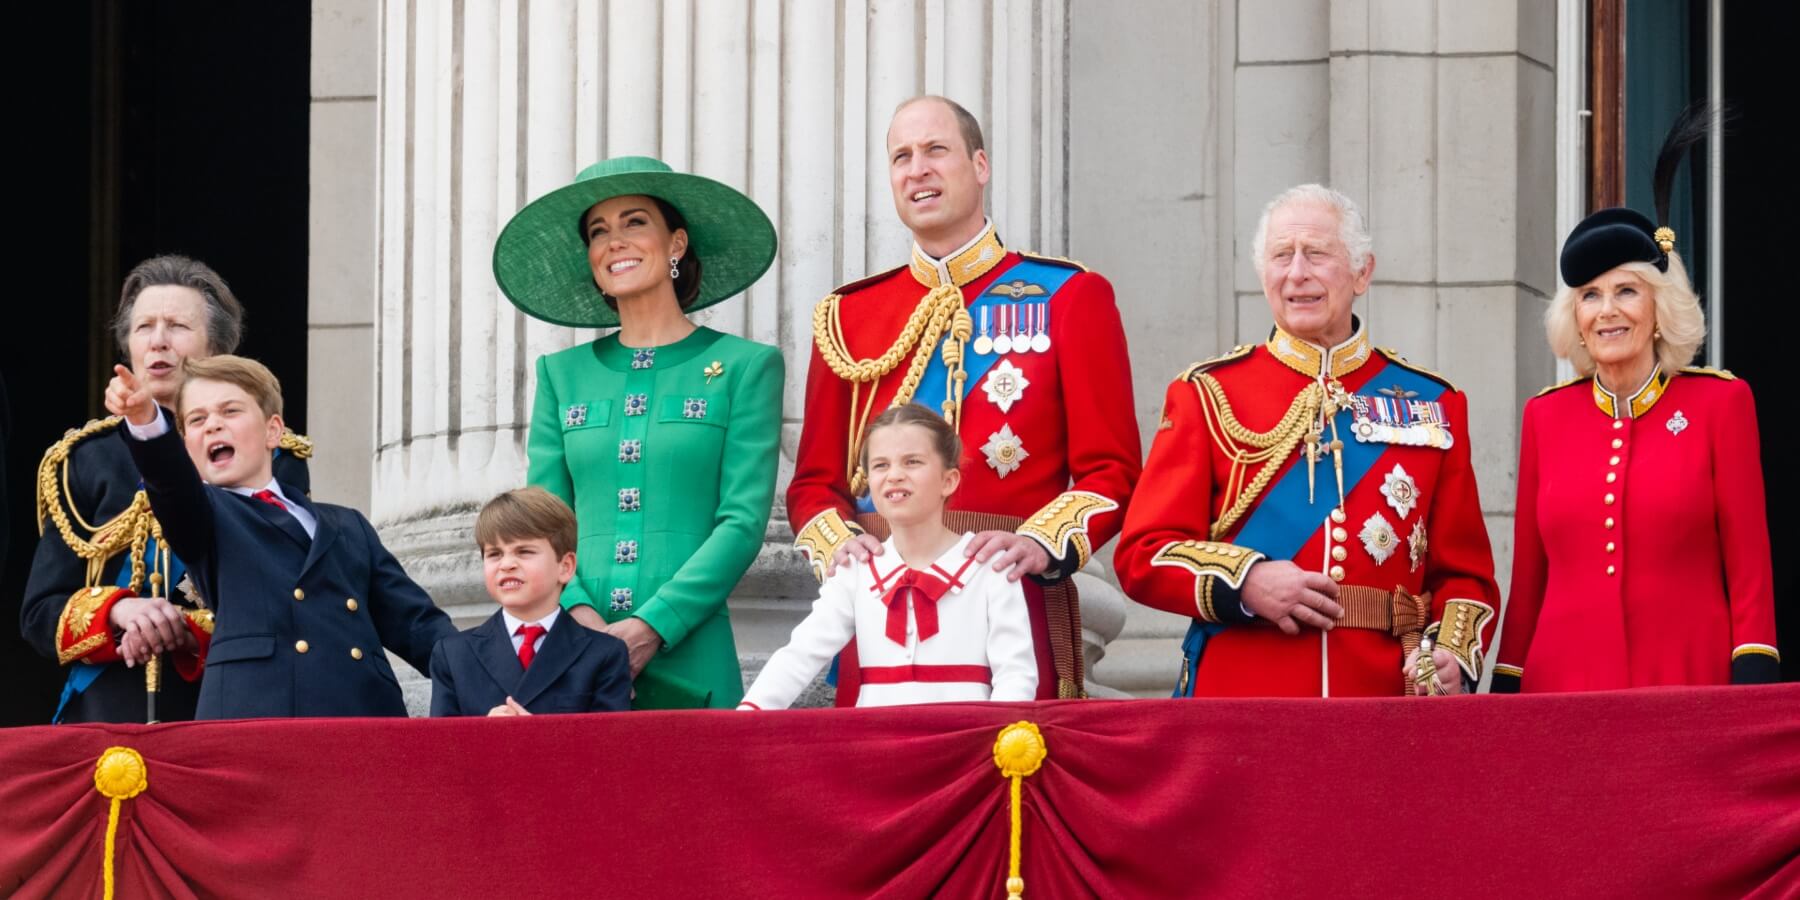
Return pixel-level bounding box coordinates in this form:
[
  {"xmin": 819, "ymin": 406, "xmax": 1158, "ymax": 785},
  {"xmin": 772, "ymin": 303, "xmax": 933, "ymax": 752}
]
[
  {"xmin": 1015, "ymin": 250, "xmax": 1089, "ymax": 273},
  {"xmin": 1178, "ymin": 345, "xmax": 1255, "ymax": 382},
  {"xmin": 1535, "ymin": 375, "xmax": 1586, "ymax": 397},
  {"xmin": 1680, "ymin": 366, "xmax": 1736, "ymax": 380},
  {"xmin": 829, "ymin": 264, "xmax": 909, "ymax": 297},
  {"xmin": 35, "ymin": 417, "xmax": 124, "ymax": 537},
  {"xmin": 1376, "ymin": 347, "xmax": 1459, "ymax": 393},
  {"xmin": 279, "ymin": 429, "xmax": 315, "ymax": 459}
]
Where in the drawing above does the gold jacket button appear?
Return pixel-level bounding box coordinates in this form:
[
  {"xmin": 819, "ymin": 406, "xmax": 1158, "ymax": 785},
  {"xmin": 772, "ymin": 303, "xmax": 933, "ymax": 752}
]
[
  {"xmin": 1609, "ymin": 455, "xmax": 1621, "ymax": 466},
  {"xmin": 293, "ymin": 588, "xmax": 305, "ymax": 601},
  {"xmin": 1331, "ymin": 546, "xmax": 1348, "ymax": 562},
  {"xmin": 1611, "ymin": 438, "xmax": 1624, "ymax": 449},
  {"xmin": 1332, "ymin": 527, "xmax": 1349, "ymax": 543},
  {"xmin": 1330, "ymin": 508, "xmax": 1347, "ymax": 524},
  {"xmin": 295, "ymin": 640, "xmax": 310, "ymax": 654},
  {"xmin": 1604, "ymin": 493, "xmax": 1615, "ymax": 506},
  {"xmin": 1612, "ymin": 420, "xmax": 1624, "ymax": 430},
  {"xmin": 1606, "ymin": 565, "xmax": 1616, "ymax": 576},
  {"xmin": 350, "ymin": 647, "xmax": 364, "ymax": 660},
  {"xmin": 1606, "ymin": 542, "xmax": 1616, "ymax": 553},
  {"xmin": 1605, "ymin": 472, "xmax": 1617, "ymax": 484},
  {"xmin": 1605, "ymin": 517, "xmax": 1615, "ymax": 529},
  {"xmin": 346, "ymin": 598, "xmax": 359, "ymax": 612},
  {"xmin": 1328, "ymin": 565, "xmax": 1345, "ymax": 582}
]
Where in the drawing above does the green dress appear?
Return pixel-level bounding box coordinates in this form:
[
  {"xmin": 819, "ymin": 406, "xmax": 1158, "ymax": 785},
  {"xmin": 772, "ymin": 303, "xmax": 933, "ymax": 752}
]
[{"xmin": 528, "ymin": 327, "xmax": 783, "ymax": 709}]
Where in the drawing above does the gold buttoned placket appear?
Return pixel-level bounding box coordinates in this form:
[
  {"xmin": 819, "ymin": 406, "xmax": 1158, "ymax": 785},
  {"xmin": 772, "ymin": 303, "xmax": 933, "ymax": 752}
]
[
  {"xmin": 350, "ymin": 647, "xmax": 364, "ymax": 660},
  {"xmin": 346, "ymin": 598, "xmax": 359, "ymax": 612},
  {"xmin": 293, "ymin": 588, "xmax": 305, "ymax": 601},
  {"xmin": 295, "ymin": 640, "xmax": 310, "ymax": 654}
]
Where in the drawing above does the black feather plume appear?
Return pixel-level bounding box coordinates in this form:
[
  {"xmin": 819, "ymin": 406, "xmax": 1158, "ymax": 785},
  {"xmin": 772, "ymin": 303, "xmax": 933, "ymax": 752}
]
[{"xmin": 1652, "ymin": 102, "xmax": 1716, "ymax": 226}]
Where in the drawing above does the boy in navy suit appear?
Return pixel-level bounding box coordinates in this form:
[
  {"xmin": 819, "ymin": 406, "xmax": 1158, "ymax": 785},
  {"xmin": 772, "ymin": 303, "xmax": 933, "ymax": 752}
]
[
  {"xmin": 429, "ymin": 487, "xmax": 630, "ymax": 716},
  {"xmin": 107, "ymin": 355, "xmax": 454, "ymax": 718}
]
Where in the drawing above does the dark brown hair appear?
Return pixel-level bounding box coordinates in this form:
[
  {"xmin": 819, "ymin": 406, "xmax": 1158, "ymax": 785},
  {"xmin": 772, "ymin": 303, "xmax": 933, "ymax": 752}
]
[
  {"xmin": 113, "ymin": 255, "xmax": 245, "ymax": 357},
  {"xmin": 582, "ymin": 197, "xmax": 704, "ymax": 309},
  {"xmin": 476, "ymin": 486, "xmax": 579, "ymax": 559},
  {"xmin": 859, "ymin": 403, "xmax": 963, "ymax": 476}
]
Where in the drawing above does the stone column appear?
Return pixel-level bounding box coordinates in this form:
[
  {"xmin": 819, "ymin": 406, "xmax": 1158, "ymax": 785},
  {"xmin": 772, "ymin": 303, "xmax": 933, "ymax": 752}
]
[{"xmin": 370, "ymin": 0, "xmax": 1075, "ymax": 702}]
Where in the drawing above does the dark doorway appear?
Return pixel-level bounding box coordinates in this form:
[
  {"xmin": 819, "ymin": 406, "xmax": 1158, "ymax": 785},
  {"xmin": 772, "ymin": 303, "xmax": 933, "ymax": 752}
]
[{"xmin": 2, "ymin": 1, "xmax": 311, "ymax": 726}]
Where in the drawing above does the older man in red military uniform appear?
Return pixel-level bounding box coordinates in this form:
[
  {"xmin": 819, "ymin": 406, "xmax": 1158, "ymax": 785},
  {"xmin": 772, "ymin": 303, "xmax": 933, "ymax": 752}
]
[
  {"xmin": 1116, "ymin": 185, "xmax": 1499, "ymax": 697},
  {"xmin": 789, "ymin": 95, "xmax": 1141, "ymax": 702}
]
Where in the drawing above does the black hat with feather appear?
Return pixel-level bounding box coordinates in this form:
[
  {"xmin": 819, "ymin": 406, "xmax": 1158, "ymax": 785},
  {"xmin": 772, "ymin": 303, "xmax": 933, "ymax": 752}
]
[{"xmin": 1559, "ymin": 103, "xmax": 1714, "ymax": 288}]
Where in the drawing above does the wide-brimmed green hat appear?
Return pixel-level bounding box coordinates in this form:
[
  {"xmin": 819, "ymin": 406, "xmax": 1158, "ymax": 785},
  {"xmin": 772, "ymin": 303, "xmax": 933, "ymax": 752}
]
[{"xmin": 492, "ymin": 156, "xmax": 776, "ymax": 328}]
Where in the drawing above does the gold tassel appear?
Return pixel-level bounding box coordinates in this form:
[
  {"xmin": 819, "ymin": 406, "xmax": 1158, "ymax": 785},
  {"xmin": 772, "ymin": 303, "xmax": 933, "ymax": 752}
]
[
  {"xmin": 94, "ymin": 746, "xmax": 149, "ymax": 900},
  {"xmin": 993, "ymin": 722, "xmax": 1048, "ymax": 899}
]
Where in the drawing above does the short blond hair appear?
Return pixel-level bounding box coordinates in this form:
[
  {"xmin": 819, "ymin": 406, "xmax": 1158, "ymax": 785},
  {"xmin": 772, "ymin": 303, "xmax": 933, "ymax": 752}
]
[
  {"xmin": 176, "ymin": 354, "xmax": 284, "ymax": 427},
  {"xmin": 476, "ymin": 487, "xmax": 578, "ymax": 558},
  {"xmin": 1545, "ymin": 254, "xmax": 1706, "ymax": 376}
]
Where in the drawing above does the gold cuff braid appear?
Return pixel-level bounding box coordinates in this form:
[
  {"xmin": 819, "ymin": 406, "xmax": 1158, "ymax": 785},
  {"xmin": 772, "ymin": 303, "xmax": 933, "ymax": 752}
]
[
  {"xmin": 1016, "ymin": 491, "xmax": 1118, "ymax": 572},
  {"xmin": 793, "ymin": 508, "xmax": 864, "ymax": 583},
  {"xmin": 1149, "ymin": 540, "xmax": 1264, "ymax": 623},
  {"xmin": 1430, "ymin": 599, "xmax": 1495, "ymax": 682}
]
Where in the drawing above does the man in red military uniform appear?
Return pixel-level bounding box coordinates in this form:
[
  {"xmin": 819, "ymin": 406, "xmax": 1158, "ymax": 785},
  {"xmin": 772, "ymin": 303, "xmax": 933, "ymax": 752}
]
[
  {"xmin": 789, "ymin": 95, "xmax": 1141, "ymax": 702},
  {"xmin": 1115, "ymin": 184, "xmax": 1499, "ymax": 697}
]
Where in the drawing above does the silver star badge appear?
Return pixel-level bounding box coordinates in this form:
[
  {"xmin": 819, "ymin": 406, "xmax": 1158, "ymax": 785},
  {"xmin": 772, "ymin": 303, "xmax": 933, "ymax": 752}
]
[
  {"xmin": 982, "ymin": 360, "xmax": 1030, "ymax": 413},
  {"xmin": 1380, "ymin": 464, "xmax": 1419, "ymax": 519},
  {"xmin": 1666, "ymin": 409, "xmax": 1688, "ymax": 436},
  {"xmin": 981, "ymin": 425, "xmax": 1029, "ymax": 478},
  {"xmin": 1360, "ymin": 511, "xmax": 1399, "ymax": 565}
]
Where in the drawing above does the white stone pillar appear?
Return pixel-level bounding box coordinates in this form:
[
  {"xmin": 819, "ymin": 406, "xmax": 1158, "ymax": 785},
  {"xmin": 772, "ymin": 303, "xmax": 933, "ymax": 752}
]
[{"xmin": 372, "ymin": 2, "xmax": 1074, "ymax": 689}]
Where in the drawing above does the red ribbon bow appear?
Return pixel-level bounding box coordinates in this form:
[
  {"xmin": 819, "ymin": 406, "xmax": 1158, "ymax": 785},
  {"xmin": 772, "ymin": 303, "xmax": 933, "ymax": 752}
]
[{"xmin": 880, "ymin": 569, "xmax": 953, "ymax": 647}]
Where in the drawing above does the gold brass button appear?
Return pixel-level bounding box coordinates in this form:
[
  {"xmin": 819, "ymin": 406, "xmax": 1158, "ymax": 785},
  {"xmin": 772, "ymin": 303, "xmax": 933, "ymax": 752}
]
[
  {"xmin": 293, "ymin": 588, "xmax": 305, "ymax": 601},
  {"xmin": 1606, "ymin": 565, "xmax": 1616, "ymax": 576},
  {"xmin": 1605, "ymin": 472, "xmax": 1617, "ymax": 484},
  {"xmin": 1604, "ymin": 493, "xmax": 1615, "ymax": 506},
  {"xmin": 1612, "ymin": 420, "xmax": 1624, "ymax": 430},
  {"xmin": 1609, "ymin": 456, "xmax": 1620, "ymax": 466},
  {"xmin": 1330, "ymin": 508, "xmax": 1347, "ymax": 524},
  {"xmin": 1332, "ymin": 527, "xmax": 1349, "ymax": 543},
  {"xmin": 346, "ymin": 598, "xmax": 359, "ymax": 612},
  {"xmin": 1328, "ymin": 565, "xmax": 1345, "ymax": 582},
  {"xmin": 1331, "ymin": 546, "xmax": 1348, "ymax": 562},
  {"xmin": 1606, "ymin": 542, "xmax": 1616, "ymax": 553},
  {"xmin": 295, "ymin": 640, "xmax": 310, "ymax": 654},
  {"xmin": 1611, "ymin": 438, "xmax": 1623, "ymax": 449},
  {"xmin": 350, "ymin": 647, "xmax": 364, "ymax": 660}
]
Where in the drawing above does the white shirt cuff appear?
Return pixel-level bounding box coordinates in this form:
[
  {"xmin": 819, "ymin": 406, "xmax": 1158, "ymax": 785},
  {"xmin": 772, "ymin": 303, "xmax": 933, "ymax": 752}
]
[{"xmin": 125, "ymin": 409, "xmax": 171, "ymax": 440}]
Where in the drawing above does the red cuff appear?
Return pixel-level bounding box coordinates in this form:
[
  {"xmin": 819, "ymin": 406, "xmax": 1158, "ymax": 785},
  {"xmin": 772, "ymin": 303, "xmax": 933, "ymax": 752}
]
[{"xmin": 56, "ymin": 586, "xmax": 134, "ymax": 665}]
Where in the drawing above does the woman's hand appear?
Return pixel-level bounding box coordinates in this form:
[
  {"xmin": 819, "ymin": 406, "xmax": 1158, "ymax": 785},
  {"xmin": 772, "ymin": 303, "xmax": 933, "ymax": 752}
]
[
  {"xmin": 487, "ymin": 696, "xmax": 533, "ymax": 716},
  {"xmin": 110, "ymin": 595, "xmax": 199, "ymax": 666},
  {"xmin": 567, "ymin": 604, "xmax": 608, "ymax": 631},
  {"xmin": 604, "ymin": 617, "xmax": 666, "ymax": 677},
  {"xmin": 104, "ymin": 365, "xmax": 160, "ymax": 427}
]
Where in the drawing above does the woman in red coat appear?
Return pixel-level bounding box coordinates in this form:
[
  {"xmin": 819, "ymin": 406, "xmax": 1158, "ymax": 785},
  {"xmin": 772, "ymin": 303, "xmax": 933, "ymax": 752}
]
[{"xmin": 1492, "ymin": 109, "xmax": 1778, "ymax": 692}]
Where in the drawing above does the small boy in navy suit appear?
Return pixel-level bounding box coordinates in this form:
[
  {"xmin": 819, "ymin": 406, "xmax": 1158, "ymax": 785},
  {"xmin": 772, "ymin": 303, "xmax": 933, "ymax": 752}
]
[
  {"xmin": 107, "ymin": 356, "xmax": 454, "ymax": 718},
  {"xmin": 430, "ymin": 487, "xmax": 630, "ymax": 716}
]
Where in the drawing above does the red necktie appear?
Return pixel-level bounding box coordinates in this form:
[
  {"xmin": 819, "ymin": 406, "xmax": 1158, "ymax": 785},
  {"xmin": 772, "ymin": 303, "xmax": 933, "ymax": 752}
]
[
  {"xmin": 252, "ymin": 489, "xmax": 287, "ymax": 512},
  {"xmin": 515, "ymin": 624, "xmax": 547, "ymax": 670},
  {"xmin": 880, "ymin": 570, "xmax": 952, "ymax": 647}
]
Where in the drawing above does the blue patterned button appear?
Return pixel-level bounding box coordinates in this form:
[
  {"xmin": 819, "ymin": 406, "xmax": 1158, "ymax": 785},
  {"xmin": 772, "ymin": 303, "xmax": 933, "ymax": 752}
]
[
  {"xmin": 615, "ymin": 540, "xmax": 639, "ymax": 564},
  {"xmin": 618, "ymin": 488, "xmax": 640, "ymax": 512},
  {"xmin": 683, "ymin": 398, "xmax": 708, "ymax": 419},
  {"xmin": 610, "ymin": 588, "xmax": 633, "ymax": 611},
  {"xmin": 563, "ymin": 403, "xmax": 588, "ymax": 428},
  {"xmin": 623, "ymin": 393, "xmax": 648, "ymax": 416},
  {"xmin": 618, "ymin": 439, "xmax": 642, "ymax": 462},
  {"xmin": 631, "ymin": 348, "xmax": 656, "ymax": 369}
]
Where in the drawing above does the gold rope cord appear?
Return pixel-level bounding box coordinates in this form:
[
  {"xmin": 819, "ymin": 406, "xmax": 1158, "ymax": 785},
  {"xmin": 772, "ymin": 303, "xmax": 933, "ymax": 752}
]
[
  {"xmin": 992, "ymin": 722, "xmax": 1047, "ymax": 900},
  {"xmin": 1193, "ymin": 375, "xmax": 1318, "ymax": 539},
  {"xmin": 93, "ymin": 746, "xmax": 149, "ymax": 900},
  {"xmin": 36, "ymin": 417, "xmax": 157, "ymax": 594},
  {"xmin": 814, "ymin": 282, "xmax": 970, "ymax": 495}
]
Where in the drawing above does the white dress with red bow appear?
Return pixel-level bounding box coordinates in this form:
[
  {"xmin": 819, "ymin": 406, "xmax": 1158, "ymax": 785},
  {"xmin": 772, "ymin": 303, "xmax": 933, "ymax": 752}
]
[{"xmin": 740, "ymin": 532, "xmax": 1038, "ymax": 708}]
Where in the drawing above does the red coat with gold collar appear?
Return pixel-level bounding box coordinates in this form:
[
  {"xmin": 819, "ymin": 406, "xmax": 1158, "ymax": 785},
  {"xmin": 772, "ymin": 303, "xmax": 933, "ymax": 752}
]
[
  {"xmin": 1493, "ymin": 367, "xmax": 1779, "ymax": 691},
  {"xmin": 1115, "ymin": 323, "xmax": 1500, "ymax": 697}
]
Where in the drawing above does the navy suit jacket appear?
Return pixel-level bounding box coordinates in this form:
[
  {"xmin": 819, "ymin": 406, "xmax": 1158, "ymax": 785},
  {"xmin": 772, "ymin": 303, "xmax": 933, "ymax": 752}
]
[
  {"xmin": 429, "ymin": 611, "xmax": 631, "ymax": 716},
  {"xmin": 122, "ymin": 419, "xmax": 453, "ymax": 719}
]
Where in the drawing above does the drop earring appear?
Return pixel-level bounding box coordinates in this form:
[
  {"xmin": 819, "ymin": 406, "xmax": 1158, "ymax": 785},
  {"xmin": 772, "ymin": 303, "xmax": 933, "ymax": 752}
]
[{"xmin": 669, "ymin": 256, "xmax": 681, "ymax": 279}]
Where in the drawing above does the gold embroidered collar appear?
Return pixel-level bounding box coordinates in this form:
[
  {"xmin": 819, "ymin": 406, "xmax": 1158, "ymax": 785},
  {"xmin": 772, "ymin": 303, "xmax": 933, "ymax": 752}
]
[
  {"xmin": 1265, "ymin": 320, "xmax": 1372, "ymax": 380},
  {"xmin": 910, "ymin": 220, "xmax": 1006, "ymax": 289},
  {"xmin": 1592, "ymin": 365, "xmax": 1669, "ymax": 419}
]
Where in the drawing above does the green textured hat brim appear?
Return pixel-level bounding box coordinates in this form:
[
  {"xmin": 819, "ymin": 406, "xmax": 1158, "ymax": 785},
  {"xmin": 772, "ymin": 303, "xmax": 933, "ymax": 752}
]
[{"xmin": 493, "ymin": 171, "xmax": 776, "ymax": 328}]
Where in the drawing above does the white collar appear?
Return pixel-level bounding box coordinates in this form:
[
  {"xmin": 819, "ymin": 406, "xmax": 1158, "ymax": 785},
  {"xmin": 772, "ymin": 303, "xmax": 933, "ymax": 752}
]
[{"xmin": 501, "ymin": 606, "xmax": 561, "ymax": 636}]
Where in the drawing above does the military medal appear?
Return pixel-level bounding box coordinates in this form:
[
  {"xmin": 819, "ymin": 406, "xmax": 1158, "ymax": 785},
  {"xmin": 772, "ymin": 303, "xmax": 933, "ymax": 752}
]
[
  {"xmin": 1359, "ymin": 511, "xmax": 1398, "ymax": 565},
  {"xmin": 1380, "ymin": 464, "xmax": 1419, "ymax": 519},
  {"xmin": 1408, "ymin": 521, "xmax": 1428, "ymax": 572},
  {"xmin": 981, "ymin": 424, "xmax": 1028, "ymax": 477},
  {"xmin": 993, "ymin": 306, "xmax": 1014, "ymax": 355},
  {"xmin": 1351, "ymin": 391, "xmax": 1454, "ymax": 449},
  {"xmin": 982, "ymin": 360, "xmax": 1030, "ymax": 413},
  {"xmin": 1029, "ymin": 302, "xmax": 1051, "ymax": 353},
  {"xmin": 973, "ymin": 306, "xmax": 994, "ymax": 356}
]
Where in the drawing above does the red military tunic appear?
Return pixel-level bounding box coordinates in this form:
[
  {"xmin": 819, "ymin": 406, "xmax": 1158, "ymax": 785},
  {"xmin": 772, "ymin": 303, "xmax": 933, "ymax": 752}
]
[
  {"xmin": 1492, "ymin": 367, "xmax": 1779, "ymax": 691},
  {"xmin": 1115, "ymin": 322, "xmax": 1500, "ymax": 697},
  {"xmin": 788, "ymin": 221, "xmax": 1141, "ymax": 701}
]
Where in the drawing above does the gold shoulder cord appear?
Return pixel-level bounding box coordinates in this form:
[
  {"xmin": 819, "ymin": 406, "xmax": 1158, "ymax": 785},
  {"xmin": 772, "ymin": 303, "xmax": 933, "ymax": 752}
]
[
  {"xmin": 813, "ymin": 283, "xmax": 972, "ymax": 494},
  {"xmin": 37, "ymin": 417, "xmax": 164, "ymax": 596},
  {"xmin": 1192, "ymin": 375, "xmax": 1319, "ymax": 539}
]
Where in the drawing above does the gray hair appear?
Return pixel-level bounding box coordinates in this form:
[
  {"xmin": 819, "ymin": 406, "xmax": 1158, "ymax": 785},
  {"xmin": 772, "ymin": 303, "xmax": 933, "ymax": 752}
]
[
  {"xmin": 1251, "ymin": 184, "xmax": 1374, "ymax": 274},
  {"xmin": 112, "ymin": 255, "xmax": 245, "ymax": 357},
  {"xmin": 1544, "ymin": 253, "xmax": 1705, "ymax": 376}
]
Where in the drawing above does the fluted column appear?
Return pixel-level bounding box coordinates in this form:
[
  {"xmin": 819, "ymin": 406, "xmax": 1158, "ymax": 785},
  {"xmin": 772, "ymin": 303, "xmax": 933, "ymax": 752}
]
[{"xmin": 373, "ymin": 1, "xmax": 1074, "ymax": 669}]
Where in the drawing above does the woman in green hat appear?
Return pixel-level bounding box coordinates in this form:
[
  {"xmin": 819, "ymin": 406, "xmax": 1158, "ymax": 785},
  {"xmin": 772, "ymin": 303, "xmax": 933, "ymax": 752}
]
[{"xmin": 494, "ymin": 157, "xmax": 783, "ymax": 709}]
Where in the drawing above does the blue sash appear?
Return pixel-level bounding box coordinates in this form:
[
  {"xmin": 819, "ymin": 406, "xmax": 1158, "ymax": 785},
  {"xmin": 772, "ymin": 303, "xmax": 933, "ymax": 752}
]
[
  {"xmin": 853, "ymin": 258, "xmax": 1079, "ymax": 514},
  {"xmin": 52, "ymin": 534, "xmax": 190, "ymax": 724}
]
